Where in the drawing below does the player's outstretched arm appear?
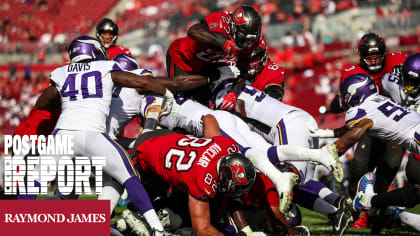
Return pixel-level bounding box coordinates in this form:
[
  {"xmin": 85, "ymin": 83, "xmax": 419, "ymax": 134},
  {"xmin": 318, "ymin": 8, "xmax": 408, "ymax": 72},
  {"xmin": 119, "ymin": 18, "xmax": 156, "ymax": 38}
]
[
  {"xmin": 188, "ymin": 23, "xmax": 225, "ymax": 47},
  {"xmin": 203, "ymin": 114, "xmax": 222, "ymax": 138},
  {"xmin": 111, "ymin": 71, "xmax": 166, "ymax": 95},
  {"xmin": 152, "ymin": 74, "xmax": 209, "ymax": 92},
  {"xmin": 334, "ymin": 119, "xmax": 373, "ymax": 155},
  {"xmin": 35, "ymin": 85, "xmax": 60, "ymax": 110},
  {"xmin": 188, "ymin": 194, "xmax": 224, "ymax": 236}
]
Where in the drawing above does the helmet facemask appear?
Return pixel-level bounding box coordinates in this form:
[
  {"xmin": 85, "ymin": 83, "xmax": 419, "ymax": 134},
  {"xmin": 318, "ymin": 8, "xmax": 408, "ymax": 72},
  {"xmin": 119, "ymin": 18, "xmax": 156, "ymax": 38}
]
[
  {"xmin": 358, "ymin": 33, "xmax": 386, "ymax": 74},
  {"xmin": 248, "ymin": 44, "xmax": 267, "ymax": 76},
  {"xmin": 96, "ymin": 18, "xmax": 119, "ymax": 49},
  {"xmin": 362, "ymin": 53, "xmax": 384, "ymax": 74},
  {"xmin": 401, "ymin": 53, "xmax": 420, "ymax": 98},
  {"xmin": 231, "ymin": 6, "xmax": 261, "ymax": 50},
  {"xmin": 402, "ymin": 70, "xmax": 420, "ymax": 97}
]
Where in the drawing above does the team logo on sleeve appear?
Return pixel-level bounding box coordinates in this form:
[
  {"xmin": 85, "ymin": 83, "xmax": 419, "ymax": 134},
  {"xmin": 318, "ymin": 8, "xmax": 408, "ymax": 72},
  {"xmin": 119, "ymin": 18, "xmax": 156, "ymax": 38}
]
[
  {"xmin": 209, "ymin": 23, "xmax": 218, "ymax": 29},
  {"xmin": 233, "ymin": 8, "xmax": 248, "ymax": 25},
  {"xmin": 229, "ymin": 163, "xmax": 248, "ymax": 185}
]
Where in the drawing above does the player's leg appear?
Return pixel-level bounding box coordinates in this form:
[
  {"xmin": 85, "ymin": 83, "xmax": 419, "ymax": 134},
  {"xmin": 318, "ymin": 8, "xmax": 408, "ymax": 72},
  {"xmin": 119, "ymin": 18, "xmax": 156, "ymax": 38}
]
[
  {"xmin": 98, "ymin": 174, "xmax": 124, "ymax": 213},
  {"xmin": 212, "ymin": 111, "xmax": 298, "ymax": 211},
  {"xmin": 348, "ymin": 135, "xmax": 373, "ymax": 198},
  {"xmin": 375, "ymin": 143, "xmax": 404, "ymax": 194},
  {"xmin": 79, "ymin": 131, "xmax": 164, "ymax": 232},
  {"xmin": 371, "ymin": 143, "xmax": 405, "ymax": 233}
]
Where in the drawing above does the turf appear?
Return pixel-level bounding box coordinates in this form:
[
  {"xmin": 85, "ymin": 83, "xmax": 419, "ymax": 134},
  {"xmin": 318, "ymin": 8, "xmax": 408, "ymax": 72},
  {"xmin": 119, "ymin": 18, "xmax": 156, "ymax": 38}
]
[{"xmin": 300, "ymin": 204, "xmax": 420, "ymax": 235}]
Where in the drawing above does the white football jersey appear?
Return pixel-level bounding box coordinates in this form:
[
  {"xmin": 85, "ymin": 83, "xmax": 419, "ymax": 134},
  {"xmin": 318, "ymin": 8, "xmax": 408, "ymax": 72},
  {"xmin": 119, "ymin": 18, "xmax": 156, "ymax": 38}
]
[
  {"xmin": 51, "ymin": 61, "xmax": 123, "ymax": 132},
  {"xmin": 106, "ymin": 68, "xmax": 153, "ymax": 139},
  {"xmin": 382, "ymin": 72, "xmax": 420, "ymax": 106},
  {"xmin": 345, "ymin": 95, "xmax": 420, "ymax": 153},
  {"xmin": 238, "ymin": 85, "xmax": 299, "ymax": 126},
  {"xmin": 238, "ymin": 85, "xmax": 306, "ymax": 143}
]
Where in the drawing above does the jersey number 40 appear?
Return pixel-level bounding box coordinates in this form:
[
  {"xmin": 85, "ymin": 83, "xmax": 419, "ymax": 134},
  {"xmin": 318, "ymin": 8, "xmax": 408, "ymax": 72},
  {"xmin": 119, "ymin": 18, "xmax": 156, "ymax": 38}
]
[{"xmin": 61, "ymin": 71, "xmax": 103, "ymax": 101}]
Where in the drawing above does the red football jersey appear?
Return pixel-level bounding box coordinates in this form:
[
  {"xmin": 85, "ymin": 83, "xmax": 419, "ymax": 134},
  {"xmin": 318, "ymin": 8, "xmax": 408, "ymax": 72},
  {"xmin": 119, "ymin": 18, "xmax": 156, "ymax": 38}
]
[
  {"xmin": 167, "ymin": 11, "xmax": 237, "ymax": 74},
  {"xmin": 251, "ymin": 61, "xmax": 285, "ymax": 91},
  {"xmin": 136, "ymin": 134, "xmax": 239, "ymax": 201},
  {"xmin": 340, "ymin": 52, "xmax": 407, "ymax": 93},
  {"xmin": 107, "ymin": 45, "xmax": 132, "ymax": 60},
  {"xmin": 13, "ymin": 107, "xmax": 60, "ymax": 138},
  {"xmin": 241, "ymin": 172, "xmax": 279, "ymax": 207}
]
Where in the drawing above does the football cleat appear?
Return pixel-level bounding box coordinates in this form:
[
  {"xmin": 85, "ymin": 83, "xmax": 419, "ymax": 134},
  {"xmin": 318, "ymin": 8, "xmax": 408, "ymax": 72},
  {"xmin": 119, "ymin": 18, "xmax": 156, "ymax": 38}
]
[
  {"xmin": 319, "ymin": 143, "xmax": 344, "ymax": 183},
  {"xmin": 329, "ymin": 208, "xmax": 353, "ymax": 236},
  {"xmin": 157, "ymin": 208, "xmax": 182, "ymax": 232},
  {"xmin": 353, "ymin": 172, "xmax": 376, "ymax": 212},
  {"xmin": 122, "ymin": 209, "xmax": 152, "ymax": 236},
  {"xmin": 350, "ymin": 211, "xmax": 373, "ymax": 229},
  {"xmin": 275, "ymin": 172, "xmax": 299, "ymax": 213},
  {"xmin": 336, "ymin": 196, "xmax": 353, "ymax": 211}
]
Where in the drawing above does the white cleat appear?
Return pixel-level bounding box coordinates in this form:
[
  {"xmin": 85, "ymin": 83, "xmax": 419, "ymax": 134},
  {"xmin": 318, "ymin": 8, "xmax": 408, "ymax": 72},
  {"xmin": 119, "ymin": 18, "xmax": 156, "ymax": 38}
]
[
  {"xmin": 122, "ymin": 209, "xmax": 152, "ymax": 236},
  {"xmin": 274, "ymin": 172, "xmax": 299, "ymax": 213},
  {"xmin": 320, "ymin": 143, "xmax": 344, "ymax": 183}
]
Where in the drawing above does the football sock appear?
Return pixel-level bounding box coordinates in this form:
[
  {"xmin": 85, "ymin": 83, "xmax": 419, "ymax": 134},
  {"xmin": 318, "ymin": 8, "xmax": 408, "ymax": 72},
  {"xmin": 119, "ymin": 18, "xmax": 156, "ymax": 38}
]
[
  {"xmin": 398, "ymin": 211, "xmax": 420, "ymax": 231},
  {"xmin": 124, "ymin": 176, "xmax": 163, "ymax": 231}
]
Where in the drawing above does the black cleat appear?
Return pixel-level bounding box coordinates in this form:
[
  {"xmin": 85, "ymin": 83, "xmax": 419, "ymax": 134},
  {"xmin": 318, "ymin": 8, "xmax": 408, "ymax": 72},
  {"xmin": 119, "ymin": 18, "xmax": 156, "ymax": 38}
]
[{"xmin": 329, "ymin": 207, "xmax": 353, "ymax": 236}]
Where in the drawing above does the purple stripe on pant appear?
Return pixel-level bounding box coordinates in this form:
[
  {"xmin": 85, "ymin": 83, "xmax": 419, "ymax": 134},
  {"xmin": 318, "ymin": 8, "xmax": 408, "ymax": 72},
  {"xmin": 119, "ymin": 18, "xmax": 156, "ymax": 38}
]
[
  {"xmin": 101, "ymin": 133, "xmax": 136, "ymax": 177},
  {"xmin": 278, "ymin": 119, "xmax": 288, "ymax": 145}
]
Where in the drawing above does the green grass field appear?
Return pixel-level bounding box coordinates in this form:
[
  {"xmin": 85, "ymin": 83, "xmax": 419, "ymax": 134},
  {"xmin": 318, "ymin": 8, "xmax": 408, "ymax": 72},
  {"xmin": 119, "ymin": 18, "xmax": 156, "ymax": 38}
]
[{"xmin": 301, "ymin": 204, "xmax": 420, "ymax": 235}]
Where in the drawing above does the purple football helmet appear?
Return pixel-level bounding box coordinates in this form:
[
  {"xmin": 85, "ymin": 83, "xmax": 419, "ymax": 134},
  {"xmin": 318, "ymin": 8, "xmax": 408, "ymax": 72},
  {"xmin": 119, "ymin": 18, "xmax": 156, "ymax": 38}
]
[
  {"xmin": 284, "ymin": 203, "xmax": 302, "ymax": 227},
  {"xmin": 339, "ymin": 73, "xmax": 378, "ymax": 109},
  {"xmin": 67, "ymin": 35, "xmax": 108, "ymax": 63},
  {"xmin": 113, "ymin": 53, "xmax": 139, "ymax": 71},
  {"xmin": 402, "ymin": 53, "xmax": 420, "ymax": 97}
]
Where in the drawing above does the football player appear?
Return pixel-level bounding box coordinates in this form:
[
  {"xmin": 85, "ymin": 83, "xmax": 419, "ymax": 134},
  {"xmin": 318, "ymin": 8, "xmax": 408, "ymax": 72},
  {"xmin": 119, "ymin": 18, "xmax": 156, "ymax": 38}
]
[
  {"xmin": 167, "ymin": 5, "xmax": 264, "ymax": 109},
  {"xmin": 314, "ymin": 73, "xmax": 420, "ymax": 215},
  {"xmin": 382, "ymin": 53, "xmax": 420, "ymax": 109},
  {"xmin": 35, "ymin": 36, "xmax": 174, "ymax": 234},
  {"xmin": 328, "ymin": 33, "xmax": 407, "ymax": 229},
  {"xmin": 330, "ymin": 32, "xmax": 407, "ymax": 112},
  {"xmin": 213, "ymin": 40, "xmax": 285, "ymax": 109},
  {"xmin": 140, "ymin": 94, "xmax": 344, "ymax": 213},
  {"xmin": 235, "ymin": 85, "xmax": 353, "ymax": 235},
  {"xmin": 96, "ymin": 18, "xmax": 132, "ymax": 59},
  {"xmin": 130, "ymin": 124, "xmax": 257, "ymax": 236},
  {"xmin": 248, "ymin": 41, "xmax": 285, "ymax": 101}
]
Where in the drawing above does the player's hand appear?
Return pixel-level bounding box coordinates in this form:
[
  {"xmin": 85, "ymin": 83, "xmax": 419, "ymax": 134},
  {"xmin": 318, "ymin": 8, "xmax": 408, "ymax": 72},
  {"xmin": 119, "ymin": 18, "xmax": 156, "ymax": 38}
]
[
  {"xmin": 221, "ymin": 38, "xmax": 238, "ymax": 58},
  {"xmin": 219, "ymin": 91, "xmax": 237, "ymax": 110},
  {"xmin": 408, "ymin": 104, "xmax": 420, "ymax": 113},
  {"xmin": 216, "ymin": 65, "xmax": 241, "ymax": 81},
  {"xmin": 319, "ymin": 143, "xmax": 344, "ymax": 183},
  {"xmin": 306, "ymin": 121, "xmax": 335, "ymax": 138}
]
